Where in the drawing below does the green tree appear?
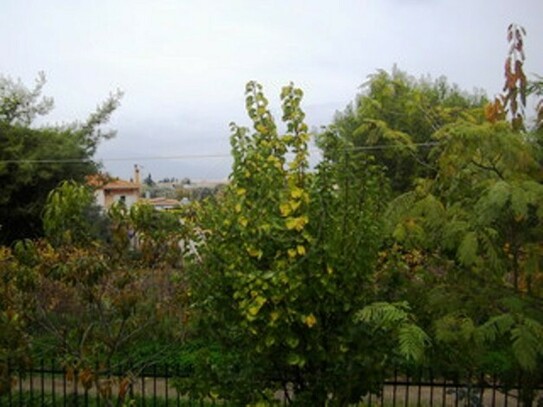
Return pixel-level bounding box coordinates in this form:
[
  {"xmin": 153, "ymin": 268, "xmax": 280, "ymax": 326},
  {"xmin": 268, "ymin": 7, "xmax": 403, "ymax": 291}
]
[
  {"xmin": 143, "ymin": 173, "xmax": 155, "ymax": 186},
  {"xmin": 0, "ymin": 72, "xmax": 122, "ymax": 244},
  {"xmin": 43, "ymin": 181, "xmax": 110, "ymax": 246},
  {"xmin": 382, "ymin": 24, "xmax": 543, "ymax": 403},
  {"xmin": 321, "ymin": 67, "xmax": 487, "ymax": 193},
  {"xmin": 186, "ymin": 82, "xmax": 427, "ymax": 405}
]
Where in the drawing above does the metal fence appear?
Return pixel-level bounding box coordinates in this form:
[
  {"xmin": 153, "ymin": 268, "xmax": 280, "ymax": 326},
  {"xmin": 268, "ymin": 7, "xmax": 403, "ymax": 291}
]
[{"xmin": 2, "ymin": 361, "xmax": 541, "ymax": 406}]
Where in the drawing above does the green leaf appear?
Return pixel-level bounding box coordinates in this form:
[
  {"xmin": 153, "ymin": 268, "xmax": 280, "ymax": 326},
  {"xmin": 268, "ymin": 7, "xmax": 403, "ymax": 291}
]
[
  {"xmin": 265, "ymin": 336, "xmax": 275, "ymax": 347},
  {"xmin": 478, "ymin": 314, "xmax": 515, "ymax": 342},
  {"xmin": 392, "ymin": 224, "xmax": 406, "ymax": 242},
  {"xmin": 457, "ymin": 231, "xmax": 478, "ymax": 266},
  {"xmin": 286, "ymin": 336, "xmax": 300, "ymax": 349},
  {"xmin": 398, "ymin": 323, "xmax": 429, "ymax": 361},
  {"xmin": 286, "ymin": 353, "xmax": 305, "ymax": 366},
  {"xmin": 511, "ymin": 324, "xmax": 540, "ymax": 371},
  {"xmin": 356, "ymin": 302, "xmax": 410, "ymax": 328},
  {"xmin": 510, "ymin": 185, "xmax": 528, "ymax": 219}
]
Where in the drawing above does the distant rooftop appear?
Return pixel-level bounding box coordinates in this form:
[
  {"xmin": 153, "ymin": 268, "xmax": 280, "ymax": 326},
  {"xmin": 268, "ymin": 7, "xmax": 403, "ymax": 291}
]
[{"xmin": 87, "ymin": 174, "xmax": 140, "ymax": 190}]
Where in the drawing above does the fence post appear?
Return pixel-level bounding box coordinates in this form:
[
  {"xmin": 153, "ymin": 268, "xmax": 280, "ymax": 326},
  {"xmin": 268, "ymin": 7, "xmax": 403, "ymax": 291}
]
[
  {"xmin": 39, "ymin": 359, "xmax": 44, "ymax": 406},
  {"xmin": 478, "ymin": 372, "xmax": 485, "ymax": 406},
  {"xmin": 176, "ymin": 363, "xmax": 181, "ymax": 407},
  {"xmin": 153, "ymin": 364, "xmax": 157, "ymax": 406},
  {"xmin": 429, "ymin": 368, "xmax": 434, "ymax": 407},
  {"xmin": 405, "ymin": 370, "xmax": 410, "ymax": 407},
  {"xmin": 51, "ymin": 359, "xmax": 56, "ymax": 407},
  {"xmin": 63, "ymin": 362, "xmax": 67, "ymax": 407},
  {"xmin": 141, "ymin": 366, "xmax": 146, "ymax": 407},
  {"xmin": 416, "ymin": 367, "xmax": 422, "ymax": 407},
  {"xmin": 73, "ymin": 366, "xmax": 79, "ymax": 407},
  {"xmin": 18, "ymin": 364, "xmax": 23, "ymax": 407},
  {"xmin": 29, "ymin": 361, "xmax": 33, "ymax": 405},
  {"xmin": 441, "ymin": 372, "xmax": 446, "ymax": 407},
  {"xmin": 392, "ymin": 368, "xmax": 398, "ymax": 407},
  {"xmin": 7, "ymin": 358, "xmax": 12, "ymax": 407},
  {"xmin": 165, "ymin": 363, "xmax": 169, "ymax": 404},
  {"xmin": 129, "ymin": 361, "xmax": 134, "ymax": 403}
]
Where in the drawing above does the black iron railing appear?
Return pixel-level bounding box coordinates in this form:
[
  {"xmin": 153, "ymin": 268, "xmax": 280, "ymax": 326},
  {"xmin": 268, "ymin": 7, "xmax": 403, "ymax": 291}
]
[{"xmin": 2, "ymin": 360, "xmax": 541, "ymax": 406}]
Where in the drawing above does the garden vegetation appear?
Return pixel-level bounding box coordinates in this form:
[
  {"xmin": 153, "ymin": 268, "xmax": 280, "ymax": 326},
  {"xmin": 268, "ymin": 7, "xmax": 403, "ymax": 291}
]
[{"xmin": 0, "ymin": 24, "xmax": 542, "ymax": 406}]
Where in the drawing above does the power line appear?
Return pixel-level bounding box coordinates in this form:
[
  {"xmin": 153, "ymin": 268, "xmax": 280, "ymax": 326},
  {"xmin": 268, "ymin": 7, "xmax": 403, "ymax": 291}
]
[
  {"xmin": 0, "ymin": 142, "xmax": 440, "ymax": 165},
  {"xmin": 0, "ymin": 153, "xmax": 231, "ymax": 164},
  {"xmin": 346, "ymin": 142, "xmax": 438, "ymax": 151}
]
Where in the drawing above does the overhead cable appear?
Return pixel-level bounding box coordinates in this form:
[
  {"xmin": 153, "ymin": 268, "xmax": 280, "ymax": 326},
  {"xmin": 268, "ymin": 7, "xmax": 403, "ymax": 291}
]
[{"xmin": 0, "ymin": 142, "xmax": 440, "ymax": 164}]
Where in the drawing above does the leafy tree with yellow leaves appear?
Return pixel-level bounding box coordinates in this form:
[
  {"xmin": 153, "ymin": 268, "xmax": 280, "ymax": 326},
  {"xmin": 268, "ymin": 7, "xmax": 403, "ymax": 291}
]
[{"xmin": 186, "ymin": 82, "xmax": 428, "ymax": 405}]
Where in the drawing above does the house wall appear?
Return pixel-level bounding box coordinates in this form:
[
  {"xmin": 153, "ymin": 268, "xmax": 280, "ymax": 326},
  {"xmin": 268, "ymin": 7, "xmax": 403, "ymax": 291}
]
[
  {"xmin": 94, "ymin": 190, "xmax": 106, "ymax": 208},
  {"xmin": 103, "ymin": 189, "xmax": 139, "ymax": 209}
]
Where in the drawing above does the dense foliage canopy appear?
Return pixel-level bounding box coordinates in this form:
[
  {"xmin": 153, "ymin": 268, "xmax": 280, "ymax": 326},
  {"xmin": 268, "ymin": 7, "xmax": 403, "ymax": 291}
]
[
  {"xmin": 0, "ymin": 23, "xmax": 542, "ymax": 407},
  {"xmin": 0, "ymin": 73, "xmax": 122, "ymax": 243},
  {"xmin": 184, "ymin": 82, "xmax": 428, "ymax": 404},
  {"xmin": 320, "ymin": 67, "xmax": 488, "ymax": 193}
]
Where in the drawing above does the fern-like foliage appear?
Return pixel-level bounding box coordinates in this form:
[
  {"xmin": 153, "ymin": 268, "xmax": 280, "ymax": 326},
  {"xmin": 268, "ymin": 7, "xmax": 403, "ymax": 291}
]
[
  {"xmin": 356, "ymin": 301, "xmax": 411, "ymax": 328},
  {"xmin": 511, "ymin": 323, "xmax": 541, "ymax": 371},
  {"xmin": 457, "ymin": 231, "xmax": 479, "ymax": 266},
  {"xmin": 478, "ymin": 314, "xmax": 515, "ymax": 342},
  {"xmin": 435, "ymin": 314, "xmax": 482, "ymax": 344},
  {"xmin": 355, "ymin": 119, "xmax": 415, "ymax": 152},
  {"xmin": 478, "ymin": 313, "xmax": 543, "ymax": 371},
  {"xmin": 398, "ymin": 323, "xmax": 430, "ymax": 362},
  {"xmin": 356, "ymin": 302, "xmax": 430, "ymax": 362}
]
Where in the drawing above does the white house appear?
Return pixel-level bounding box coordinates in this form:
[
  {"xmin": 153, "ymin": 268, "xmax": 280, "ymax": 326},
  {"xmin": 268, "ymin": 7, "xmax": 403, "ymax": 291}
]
[{"xmin": 89, "ymin": 165, "xmax": 142, "ymax": 210}]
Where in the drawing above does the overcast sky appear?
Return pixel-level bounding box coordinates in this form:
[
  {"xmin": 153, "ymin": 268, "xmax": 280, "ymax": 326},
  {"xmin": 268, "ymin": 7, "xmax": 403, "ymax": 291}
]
[{"xmin": 1, "ymin": 0, "xmax": 542, "ymax": 181}]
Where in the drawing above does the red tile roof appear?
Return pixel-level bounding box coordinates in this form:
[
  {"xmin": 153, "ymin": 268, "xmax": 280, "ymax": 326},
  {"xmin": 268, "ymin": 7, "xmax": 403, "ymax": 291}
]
[
  {"xmin": 87, "ymin": 174, "xmax": 140, "ymax": 191},
  {"xmin": 102, "ymin": 180, "xmax": 140, "ymax": 190}
]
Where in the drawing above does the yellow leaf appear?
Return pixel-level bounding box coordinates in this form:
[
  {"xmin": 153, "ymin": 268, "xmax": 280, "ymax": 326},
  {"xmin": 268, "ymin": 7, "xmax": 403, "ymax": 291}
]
[
  {"xmin": 247, "ymin": 296, "xmax": 267, "ymax": 318},
  {"xmin": 236, "ymin": 188, "xmax": 246, "ymax": 196},
  {"xmin": 290, "ymin": 200, "xmax": 300, "ymax": 211},
  {"xmin": 304, "ymin": 313, "xmax": 317, "ymax": 328},
  {"xmin": 239, "ymin": 217, "xmax": 248, "ymax": 227},
  {"xmin": 285, "ymin": 216, "xmax": 308, "ymax": 231},
  {"xmin": 248, "ymin": 305, "xmax": 261, "ymax": 316},
  {"xmin": 327, "ymin": 266, "xmax": 334, "ymax": 275},
  {"xmin": 280, "ymin": 203, "xmax": 292, "ymax": 217},
  {"xmin": 246, "ymin": 246, "xmax": 263, "ymax": 259},
  {"xmin": 235, "ymin": 203, "xmax": 242, "ymax": 213},
  {"xmin": 291, "ymin": 187, "xmax": 303, "ymax": 199},
  {"xmin": 288, "ymin": 248, "xmax": 297, "ymax": 258},
  {"xmin": 296, "ymin": 245, "xmax": 306, "ymax": 256}
]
